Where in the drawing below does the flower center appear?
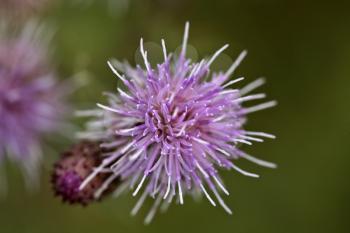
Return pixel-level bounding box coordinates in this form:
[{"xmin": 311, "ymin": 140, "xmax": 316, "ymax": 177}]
[{"xmin": 146, "ymin": 101, "xmax": 198, "ymax": 143}]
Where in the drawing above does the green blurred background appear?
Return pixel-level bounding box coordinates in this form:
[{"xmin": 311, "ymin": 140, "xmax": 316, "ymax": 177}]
[{"xmin": 1, "ymin": 0, "xmax": 349, "ymax": 232}]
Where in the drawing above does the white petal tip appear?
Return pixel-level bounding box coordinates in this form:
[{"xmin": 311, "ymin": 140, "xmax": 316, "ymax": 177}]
[{"xmin": 226, "ymin": 209, "xmax": 233, "ymax": 215}]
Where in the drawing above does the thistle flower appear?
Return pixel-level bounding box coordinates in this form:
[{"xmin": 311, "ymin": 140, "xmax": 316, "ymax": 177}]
[
  {"xmin": 52, "ymin": 141, "xmax": 119, "ymax": 205},
  {"xmin": 78, "ymin": 22, "xmax": 276, "ymax": 223},
  {"xmin": 0, "ymin": 22, "xmax": 68, "ymax": 189}
]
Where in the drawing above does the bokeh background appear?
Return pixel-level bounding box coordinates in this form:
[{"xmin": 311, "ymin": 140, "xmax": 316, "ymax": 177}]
[{"xmin": 1, "ymin": 0, "xmax": 349, "ymax": 232}]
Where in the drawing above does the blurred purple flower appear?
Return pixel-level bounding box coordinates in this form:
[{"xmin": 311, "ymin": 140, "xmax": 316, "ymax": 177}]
[
  {"xmin": 78, "ymin": 22, "xmax": 276, "ymax": 223},
  {"xmin": 0, "ymin": 22, "xmax": 68, "ymax": 189}
]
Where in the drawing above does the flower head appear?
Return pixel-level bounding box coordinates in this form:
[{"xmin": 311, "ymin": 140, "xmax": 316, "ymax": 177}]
[
  {"xmin": 52, "ymin": 141, "xmax": 119, "ymax": 205},
  {"xmin": 0, "ymin": 22, "xmax": 68, "ymax": 189},
  {"xmin": 78, "ymin": 22, "xmax": 276, "ymax": 223}
]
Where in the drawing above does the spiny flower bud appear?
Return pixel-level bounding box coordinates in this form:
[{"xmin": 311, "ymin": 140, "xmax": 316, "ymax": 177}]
[{"xmin": 52, "ymin": 141, "xmax": 118, "ymax": 206}]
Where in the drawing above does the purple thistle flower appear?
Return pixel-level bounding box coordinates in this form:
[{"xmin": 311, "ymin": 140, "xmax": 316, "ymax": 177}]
[
  {"xmin": 0, "ymin": 22, "xmax": 68, "ymax": 189},
  {"xmin": 78, "ymin": 22, "xmax": 276, "ymax": 223}
]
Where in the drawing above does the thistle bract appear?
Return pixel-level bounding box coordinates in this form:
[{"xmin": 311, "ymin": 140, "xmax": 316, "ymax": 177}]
[{"xmin": 78, "ymin": 22, "xmax": 276, "ymax": 223}]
